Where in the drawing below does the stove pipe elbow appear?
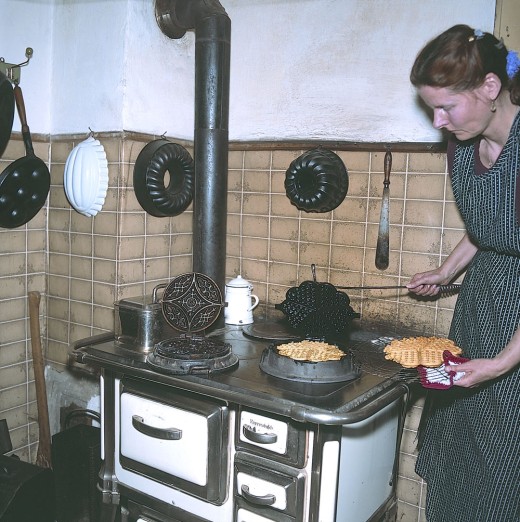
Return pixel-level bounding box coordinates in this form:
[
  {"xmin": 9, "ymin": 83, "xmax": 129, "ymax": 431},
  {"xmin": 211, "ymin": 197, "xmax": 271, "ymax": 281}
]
[{"xmin": 155, "ymin": 0, "xmax": 231, "ymax": 296}]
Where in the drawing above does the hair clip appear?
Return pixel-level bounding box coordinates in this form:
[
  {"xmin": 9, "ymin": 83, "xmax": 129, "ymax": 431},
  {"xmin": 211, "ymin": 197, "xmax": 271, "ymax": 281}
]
[
  {"xmin": 495, "ymin": 37, "xmax": 505, "ymax": 50},
  {"xmin": 469, "ymin": 28, "xmax": 484, "ymax": 42},
  {"xmin": 507, "ymin": 50, "xmax": 520, "ymax": 79}
]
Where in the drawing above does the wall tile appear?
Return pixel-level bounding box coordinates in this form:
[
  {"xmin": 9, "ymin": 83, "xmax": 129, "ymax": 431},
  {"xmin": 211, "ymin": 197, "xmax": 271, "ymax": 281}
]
[
  {"xmin": 272, "ymin": 150, "xmax": 300, "ymax": 170},
  {"xmin": 406, "ymin": 173, "xmax": 446, "ymax": 200},
  {"xmin": 244, "ymin": 150, "xmax": 271, "ymax": 170},
  {"xmin": 0, "ymin": 341, "xmax": 27, "ymax": 367},
  {"xmin": 242, "ymin": 215, "xmax": 269, "ymax": 238},
  {"xmin": 409, "ymin": 152, "xmax": 446, "ymax": 173},
  {"xmin": 271, "ymin": 170, "xmax": 286, "ymax": 194},
  {"xmin": 337, "ymin": 151, "xmax": 370, "ymax": 172},
  {"xmin": 330, "ymin": 245, "xmax": 364, "ymax": 272},
  {"xmin": 269, "ymin": 238, "xmax": 297, "ymax": 263},
  {"xmin": 271, "ymin": 193, "xmax": 298, "ymax": 217},
  {"xmin": 270, "ymin": 217, "xmax": 299, "ymax": 241},
  {"xmin": 332, "ymin": 222, "xmax": 367, "ymax": 248},
  {"xmin": 404, "ymin": 200, "xmax": 444, "ymax": 228},
  {"xmin": 334, "ymin": 196, "xmax": 368, "ymax": 222},
  {"xmin": 243, "ymin": 169, "xmax": 270, "ymax": 193},
  {"xmin": 268, "ymin": 262, "xmax": 298, "ymax": 287},
  {"xmin": 299, "ymin": 241, "xmax": 330, "ymax": 266},
  {"xmin": 0, "ymin": 298, "xmax": 25, "ymax": 323},
  {"xmin": 228, "ymin": 150, "xmax": 244, "ymax": 170},
  {"xmin": 243, "ymin": 193, "xmax": 269, "ymax": 215},
  {"xmin": 402, "ymin": 225, "xmax": 442, "ymax": 254}
]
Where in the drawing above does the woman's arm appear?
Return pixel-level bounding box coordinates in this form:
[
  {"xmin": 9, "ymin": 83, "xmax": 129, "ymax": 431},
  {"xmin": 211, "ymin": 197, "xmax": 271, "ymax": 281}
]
[{"xmin": 407, "ymin": 233, "xmax": 478, "ymax": 296}]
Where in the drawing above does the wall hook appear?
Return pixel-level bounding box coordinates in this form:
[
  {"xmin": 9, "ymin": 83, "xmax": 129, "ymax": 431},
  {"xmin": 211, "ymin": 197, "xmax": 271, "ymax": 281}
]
[{"xmin": 0, "ymin": 47, "xmax": 33, "ymax": 85}]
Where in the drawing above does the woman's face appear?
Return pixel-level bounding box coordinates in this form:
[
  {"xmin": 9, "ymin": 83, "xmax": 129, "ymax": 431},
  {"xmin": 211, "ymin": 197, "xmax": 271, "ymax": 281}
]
[{"xmin": 418, "ymin": 84, "xmax": 492, "ymax": 141}]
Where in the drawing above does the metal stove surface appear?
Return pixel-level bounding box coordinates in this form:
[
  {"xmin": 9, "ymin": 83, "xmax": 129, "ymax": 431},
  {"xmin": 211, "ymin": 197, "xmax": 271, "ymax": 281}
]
[{"xmin": 72, "ymin": 316, "xmax": 416, "ymax": 425}]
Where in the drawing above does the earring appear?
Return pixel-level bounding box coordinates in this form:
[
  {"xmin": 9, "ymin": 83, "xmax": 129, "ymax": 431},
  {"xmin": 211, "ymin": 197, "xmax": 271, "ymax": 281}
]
[{"xmin": 491, "ymin": 100, "xmax": 497, "ymax": 113}]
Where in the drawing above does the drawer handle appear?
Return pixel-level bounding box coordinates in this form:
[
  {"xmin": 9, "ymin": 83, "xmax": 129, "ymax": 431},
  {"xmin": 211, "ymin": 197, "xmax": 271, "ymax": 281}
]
[
  {"xmin": 131, "ymin": 415, "xmax": 182, "ymax": 440},
  {"xmin": 243, "ymin": 424, "xmax": 277, "ymax": 444},
  {"xmin": 241, "ymin": 485, "xmax": 276, "ymax": 506}
]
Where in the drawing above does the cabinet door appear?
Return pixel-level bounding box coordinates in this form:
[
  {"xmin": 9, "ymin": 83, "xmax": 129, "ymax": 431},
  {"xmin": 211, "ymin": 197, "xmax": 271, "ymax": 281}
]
[{"xmin": 120, "ymin": 392, "xmax": 209, "ymax": 485}]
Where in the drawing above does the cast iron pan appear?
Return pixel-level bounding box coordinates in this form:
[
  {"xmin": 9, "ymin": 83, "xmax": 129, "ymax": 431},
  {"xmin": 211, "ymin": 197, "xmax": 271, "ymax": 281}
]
[
  {"xmin": 133, "ymin": 139, "xmax": 194, "ymax": 217},
  {"xmin": 0, "ymin": 71, "xmax": 14, "ymax": 158},
  {"xmin": 285, "ymin": 148, "xmax": 348, "ymax": 213},
  {"xmin": 0, "ymin": 85, "xmax": 51, "ymax": 229},
  {"xmin": 259, "ymin": 342, "xmax": 361, "ymax": 383}
]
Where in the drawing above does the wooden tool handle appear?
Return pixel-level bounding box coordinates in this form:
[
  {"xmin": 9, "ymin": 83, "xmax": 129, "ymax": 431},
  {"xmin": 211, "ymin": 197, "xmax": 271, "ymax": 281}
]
[
  {"xmin": 13, "ymin": 85, "xmax": 28, "ymax": 131},
  {"xmin": 13, "ymin": 84, "xmax": 34, "ymax": 155},
  {"xmin": 28, "ymin": 291, "xmax": 52, "ymax": 469}
]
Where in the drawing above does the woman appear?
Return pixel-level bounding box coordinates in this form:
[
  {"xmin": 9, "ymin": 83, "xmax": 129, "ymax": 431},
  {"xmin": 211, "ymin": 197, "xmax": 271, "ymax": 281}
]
[{"xmin": 407, "ymin": 25, "xmax": 520, "ymax": 521}]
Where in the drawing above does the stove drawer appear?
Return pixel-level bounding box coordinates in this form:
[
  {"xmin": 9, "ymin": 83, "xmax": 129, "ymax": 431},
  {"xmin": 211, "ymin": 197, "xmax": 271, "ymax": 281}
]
[
  {"xmin": 118, "ymin": 378, "xmax": 229, "ymax": 504},
  {"xmin": 236, "ymin": 503, "xmax": 295, "ymax": 522},
  {"xmin": 237, "ymin": 408, "xmax": 307, "ymax": 467},
  {"xmin": 234, "ymin": 452, "xmax": 305, "ymax": 520}
]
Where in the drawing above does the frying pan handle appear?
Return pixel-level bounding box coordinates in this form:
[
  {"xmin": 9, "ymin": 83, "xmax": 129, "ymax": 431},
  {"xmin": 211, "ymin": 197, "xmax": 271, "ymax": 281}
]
[{"xmin": 13, "ymin": 84, "xmax": 34, "ymax": 156}]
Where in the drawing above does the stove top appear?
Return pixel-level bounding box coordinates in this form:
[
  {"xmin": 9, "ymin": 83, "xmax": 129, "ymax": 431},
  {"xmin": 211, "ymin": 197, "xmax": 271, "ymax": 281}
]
[{"xmin": 71, "ymin": 315, "xmax": 416, "ymax": 425}]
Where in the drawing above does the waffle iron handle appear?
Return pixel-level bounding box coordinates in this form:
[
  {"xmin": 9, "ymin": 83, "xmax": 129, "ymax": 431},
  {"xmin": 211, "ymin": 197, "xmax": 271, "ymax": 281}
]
[
  {"xmin": 243, "ymin": 424, "xmax": 278, "ymax": 444},
  {"xmin": 131, "ymin": 415, "xmax": 182, "ymax": 440}
]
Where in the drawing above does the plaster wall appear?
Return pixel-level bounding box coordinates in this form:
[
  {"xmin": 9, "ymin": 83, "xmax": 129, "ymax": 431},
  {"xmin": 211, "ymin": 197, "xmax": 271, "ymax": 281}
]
[{"xmin": 1, "ymin": 0, "xmax": 495, "ymax": 141}]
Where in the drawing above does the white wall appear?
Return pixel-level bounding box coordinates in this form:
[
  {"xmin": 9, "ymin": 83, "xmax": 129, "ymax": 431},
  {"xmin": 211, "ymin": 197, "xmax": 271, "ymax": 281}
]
[
  {"xmin": 1, "ymin": 0, "xmax": 54, "ymax": 132},
  {"xmin": 0, "ymin": 0, "xmax": 495, "ymax": 142}
]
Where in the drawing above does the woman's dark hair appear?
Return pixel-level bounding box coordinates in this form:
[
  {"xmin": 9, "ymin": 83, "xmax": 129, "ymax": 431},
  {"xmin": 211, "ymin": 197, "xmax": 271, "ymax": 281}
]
[{"xmin": 410, "ymin": 24, "xmax": 520, "ymax": 104}]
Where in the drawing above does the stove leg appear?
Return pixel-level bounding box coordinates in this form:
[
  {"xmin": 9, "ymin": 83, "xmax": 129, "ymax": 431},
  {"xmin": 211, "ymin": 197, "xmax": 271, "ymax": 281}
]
[
  {"xmin": 98, "ymin": 370, "xmax": 121, "ymax": 522},
  {"xmin": 98, "ymin": 502, "xmax": 120, "ymax": 522}
]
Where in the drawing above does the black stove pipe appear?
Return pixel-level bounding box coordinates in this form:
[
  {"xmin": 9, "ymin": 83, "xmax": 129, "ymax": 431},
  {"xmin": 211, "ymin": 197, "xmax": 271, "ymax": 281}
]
[{"xmin": 155, "ymin": 0, "xmax": 230, "ymax": 295}]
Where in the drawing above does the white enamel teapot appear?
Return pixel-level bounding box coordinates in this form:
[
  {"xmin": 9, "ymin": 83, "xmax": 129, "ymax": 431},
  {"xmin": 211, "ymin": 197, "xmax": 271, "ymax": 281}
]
[{"xmin": 224, "ymin": 275, "xmax": 259, "ymax": 325}]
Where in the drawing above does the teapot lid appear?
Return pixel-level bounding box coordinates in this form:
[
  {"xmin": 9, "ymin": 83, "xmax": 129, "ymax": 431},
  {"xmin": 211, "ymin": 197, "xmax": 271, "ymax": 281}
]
[{"xmin": 226, "ymin": 275, "xmax": 252, "ymax": 288}]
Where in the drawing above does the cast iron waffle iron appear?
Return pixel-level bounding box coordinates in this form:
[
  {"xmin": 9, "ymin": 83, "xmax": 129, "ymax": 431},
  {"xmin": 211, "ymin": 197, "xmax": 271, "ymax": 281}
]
[
  {"xmin": 147, "ymin": 272, "xmax": 238, "ymax": 375},
  {"xmin": 274, "ymin": 267, "xmax": 360, "ymax": 339},
  {"xmin": 261, "ymin": 266, "xmax": 361, "ymax": 382}
]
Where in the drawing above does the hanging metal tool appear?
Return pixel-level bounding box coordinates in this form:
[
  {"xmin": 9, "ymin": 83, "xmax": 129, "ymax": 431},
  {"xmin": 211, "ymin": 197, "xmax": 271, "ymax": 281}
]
[{"xmin": 375, "ymin": 150, "xmax": 392, "ymax": 270}]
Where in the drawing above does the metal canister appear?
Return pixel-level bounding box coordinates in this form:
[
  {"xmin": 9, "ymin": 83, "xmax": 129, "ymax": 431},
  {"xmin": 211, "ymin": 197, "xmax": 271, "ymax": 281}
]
[{"xmin": 114, "ymin": 285, "xmax": 177, "ymax": 352}]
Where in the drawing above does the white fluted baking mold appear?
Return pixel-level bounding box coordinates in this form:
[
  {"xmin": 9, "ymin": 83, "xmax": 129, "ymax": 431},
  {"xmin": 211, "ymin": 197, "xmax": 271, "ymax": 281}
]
[{"xmin": 64, "ymin": 136, "xmax": 108, "ymax": 217}]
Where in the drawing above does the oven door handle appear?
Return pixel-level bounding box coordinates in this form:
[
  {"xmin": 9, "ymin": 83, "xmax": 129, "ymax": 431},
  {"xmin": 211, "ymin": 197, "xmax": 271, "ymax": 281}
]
[
  {"xmin": 131, "ymin": 415, "xmax": 182, "ymax": 440},
  {"xmin": 241, "ymin": 485, "xmax": 276, "ymax": 506},
  {"xmin": 242, "ymin": 424, "xmax": 277, "ymax": 444}
]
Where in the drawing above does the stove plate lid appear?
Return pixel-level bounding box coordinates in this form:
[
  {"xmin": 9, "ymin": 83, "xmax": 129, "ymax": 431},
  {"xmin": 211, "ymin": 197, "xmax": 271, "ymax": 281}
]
[
  {"xmin": 148, "ymin": 337, "xmax": 238, "ymax": 375},
  {"xmin": 161, "ymin": 272, "xmax": 223, "ymax": 332}
]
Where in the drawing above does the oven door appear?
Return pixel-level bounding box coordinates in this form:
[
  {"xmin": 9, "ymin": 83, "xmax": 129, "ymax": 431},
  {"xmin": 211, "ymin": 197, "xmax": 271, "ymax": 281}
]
[{"xmin": 117, "ymin": 377, "xmax": 230, "ymax": 504}]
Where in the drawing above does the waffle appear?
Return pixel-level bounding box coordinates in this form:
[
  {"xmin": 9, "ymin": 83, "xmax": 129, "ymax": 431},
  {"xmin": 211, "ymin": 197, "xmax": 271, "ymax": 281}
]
[
  {"xmin": 383, "ymin": 336, "xmax": 462, "ymax": 368},
  {"xmin": 276, "ymin": 340, "xmax": 345, "ymax": 362}
]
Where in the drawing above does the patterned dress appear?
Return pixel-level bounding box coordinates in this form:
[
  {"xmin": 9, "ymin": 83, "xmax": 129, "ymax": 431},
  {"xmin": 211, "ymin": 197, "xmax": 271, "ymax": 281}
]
[{"xmin": 415, "ymin": 110, "xmax": 520, "ymax": 522}]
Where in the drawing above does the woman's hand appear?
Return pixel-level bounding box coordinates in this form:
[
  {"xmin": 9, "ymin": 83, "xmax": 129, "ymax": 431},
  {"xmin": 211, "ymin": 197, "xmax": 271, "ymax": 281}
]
[
  {"xmin": 407, "ymin": 233, "xmax": 478, "ymax": 296},
  {"xmin": 406, "ymin": 269, "xmax": 451, "ymax": 296},
  {"xmin": 448, "ymin": 358, "xmax": 503, "ymax": 387},
  {"xmin": 450, "ymin": 330, "xmax": 520, "ymax": 387}
]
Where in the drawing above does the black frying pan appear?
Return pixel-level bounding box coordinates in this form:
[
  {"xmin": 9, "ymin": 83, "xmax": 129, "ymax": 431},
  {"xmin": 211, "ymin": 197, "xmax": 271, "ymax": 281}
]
[
  {"xmin": 0, "ymin": 84, "xmax": 50, "ymax": 229},
  {"xmin": 0, "ymin": 70, "xmax": 15, "ymax": 158}
]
